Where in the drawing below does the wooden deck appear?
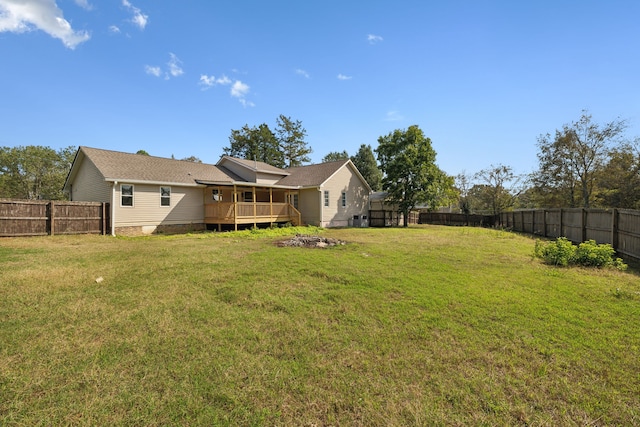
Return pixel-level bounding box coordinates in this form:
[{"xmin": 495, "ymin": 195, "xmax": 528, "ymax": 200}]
[{"xmin": 204, "ymin": 202, "xmax": 301, "ymax": 229}]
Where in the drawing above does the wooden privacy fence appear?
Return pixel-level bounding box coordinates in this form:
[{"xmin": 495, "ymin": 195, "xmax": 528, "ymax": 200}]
[
  {"xmin": 369, "ymin": 210, "xmax": 419, "ymax": 227},
  {"xmin": 0, "ymin": 199, "xmax": 110, "ymax": 237},
  {"xmin": 499, "ymin": 208, "xmax": 640, "ymax": 261},
  {"xmin": 419, "ymin": 212, "xmax": 498, "ymax": 227}
]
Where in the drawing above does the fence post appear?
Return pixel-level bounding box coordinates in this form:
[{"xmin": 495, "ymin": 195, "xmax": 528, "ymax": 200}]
[
  {"xmin": 542, "ymin": 209, "xmax": 547, "ymax": 237},
  {"xmin": 611, "ymin": 208, "xmax": 619, "ymax": 252},
  {"xmin": 559, "ymin": 208, "xmax": 563, "ymax": 237},
  {"xmin": 102, "ymin": 202, "xmax": 107, "ymax": 235},
  {"xmin": 581, "ymin": 209, "xmax": 587, "ymax": 242},
  {"xmin": 50, "ymin": 201, "xmax": 55, "ymax": 236}
]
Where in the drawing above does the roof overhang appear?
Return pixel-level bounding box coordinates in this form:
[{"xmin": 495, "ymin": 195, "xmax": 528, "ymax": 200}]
[
  {"xmin": 104, "ymin": 178, "xmax": 206, "ymax": 187},
  {"xmin": 196, "ymin": 180, "xmax": 299, "ymax": 190}
]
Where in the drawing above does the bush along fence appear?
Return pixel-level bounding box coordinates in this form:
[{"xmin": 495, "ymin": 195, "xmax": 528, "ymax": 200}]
[
  {"xmin": 499, "ymin": 208, "xmax": 640, "ymax": 262},
  {"xmin": 0, "ymin": 199, "xmax": 110, "ymax": 237}
]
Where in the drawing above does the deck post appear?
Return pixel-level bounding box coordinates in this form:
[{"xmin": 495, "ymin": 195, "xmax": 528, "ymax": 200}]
[
  {"xmin": 233, "ymin": 185, "xmax": 238, "ymax": 231},
  {"xmin": 253, "ymin": 187, "xmax": 257, "ymax": 228},
  {"xmin": 269, "ymin": 188, "xmax": 273, "ymax": 227}
]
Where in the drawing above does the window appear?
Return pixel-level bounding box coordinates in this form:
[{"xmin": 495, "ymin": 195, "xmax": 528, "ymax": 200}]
[
  {"xmin": 160, "ymin": 186, "xmax": 171, "ymax": 206},
  {"xmin": 243, "ymin": 191, "xmax": 253, "ymax": 202},
  {"xmin": 291, "ymin": 194, "xmax": 299, "ymax": 209},
  {"xmin": 121, "ymin": 184, "xmax": 133, "ymax": 207},
  {"xmin": 324, "ymin": 190, "xmax": 329, "ymax": 207},
  {"xmin": 341, "ymin": 191, "xmax": 346, "ymax": 208},
  {"xmin": 212, "ymin": 189, "xmax": 221, "ymax": 201}
]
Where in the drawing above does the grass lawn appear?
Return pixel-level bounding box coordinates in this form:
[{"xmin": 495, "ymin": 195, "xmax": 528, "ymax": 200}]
[{"xmin": 1, "ymin": 225, "xmax": 639, "ymax": 426}]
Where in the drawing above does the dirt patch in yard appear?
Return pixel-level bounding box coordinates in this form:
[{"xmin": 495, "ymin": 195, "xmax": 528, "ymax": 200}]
[{"xmin": 276, "ymin": 234, "xmax": 346, "ymax": 248}]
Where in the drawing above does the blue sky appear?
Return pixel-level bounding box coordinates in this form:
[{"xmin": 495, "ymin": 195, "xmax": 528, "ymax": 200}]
[{"xmin": 1, "ymin": 1, "xmax": 639, "ymax": 177}]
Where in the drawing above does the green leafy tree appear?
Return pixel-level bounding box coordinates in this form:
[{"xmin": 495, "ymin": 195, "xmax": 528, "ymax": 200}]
[
  {"xmin": 473, "ymin": 164, "xmax": 520, "ymax": 215},
  {"xmin": 375, "ymin": 125, "xmax": 452, "ymax": 226},
  {"xmin": 595, "ymin": 141, "xmax": 640, "ymax": 209},
  {"xmin": 351, "ymin": 144, "xmax": 382, "ymax": 191},
  {"xmin": 0, "ymin": 145, "xmax": 76, "ymax": 200},
  {"xmin": 136, "ymin": 149, "xmax": 150, "ymax": 156},
  {"xmin": 322, "ymin": 150, "xmax": 349, "ymax": 163},
  {"xmin": 180, "ymin": 156, "xmax": 203, "ymax": 163},
  {"xmin": 276, "ymin": 115, "xmax": 312, "ymax": 168},
  {"xmin": 533, "ymin": 111, "xmax": 627, "ymax": 208},
  {"xmin": 224, "ymin": 123, "xmax": 284, "ymax": 168}
]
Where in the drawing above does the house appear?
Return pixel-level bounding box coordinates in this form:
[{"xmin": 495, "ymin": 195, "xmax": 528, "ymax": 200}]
[{"xmin": 63, "ymin": 147, "xmax": 371, "ymax": 236}]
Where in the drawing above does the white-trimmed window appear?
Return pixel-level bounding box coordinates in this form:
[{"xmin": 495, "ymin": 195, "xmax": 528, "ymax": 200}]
[
  {"xmin": 160, "ymin": 186, "xmax": 171, "ymax": 206},
  {"xmin": 212, "ymin": 189, "xmax": 221, "ymax": 201},
  {"xmin": 324, "ymin": 190, "xmax": 329, "ymax": 207},
  {"xmin": 243, "ymin": 191, "xmax": 253, "ymax": 202},
  {"xmin": 121, "ymin": 184, "xmax": 134, "ymax": 207},
  {"xmin": 341, "ymin": 191, "xmax": 346, "ymax": 208}
]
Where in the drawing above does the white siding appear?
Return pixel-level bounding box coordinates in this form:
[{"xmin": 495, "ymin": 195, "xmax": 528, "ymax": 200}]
[
  {"xmin": 320, "ymin": 165, "xmax": 370, "ymax": 227},
  {"xmin": 69, "ymin": 160, "xmax": 111, "ymax": 202},
  {"xmin": 114, "ymin": 183, "xmax": 205, "ymax": 228}
]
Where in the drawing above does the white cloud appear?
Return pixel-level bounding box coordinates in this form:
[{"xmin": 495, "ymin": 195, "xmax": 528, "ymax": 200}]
[
  {"xmin": 122, "ymin": 0, "xmax": 147, "ymax": 30},
  {"xmin": 108, "ymin": 25, "xmax": 120, "ymax": 34},
  {"xmin": 367, "ymin": 33, "xmax": 383, "ymax": 44},
  {"xmin": 145, "ymin": 53, "xmax": 185, "ymax": 79},
  {"xmin": 145, "ymin": 65, "xmax": 161, "ymax": 77},
  {"xmin": 0, "ymin": 0, "xmax": 90, "ymax": 49},
  {"xmin": 231, "ymin": 80, "xmax": 254, "ymax": 107},
  {"xmin": 384, "ymin": 110, "xmax": 404, "ymax": 121},
  {"xmin": 74, "ymin": 0, "xmax": 91, "ymax": 10},
  {"xmin": 231, "ymin": 80, "xmax": 249, "ymax": 98},
  {"xmin": 337, "ymin": 74, "xmax": 352, "ymax": 80},
  {"xmin": 200, "ymin": 71, "xmax": 254, "ymax": 106},
  {"xmin": 167, "ymin": 53, "xmax": 183, "ymax": 77},
  {"xmin": 295, "ymin": 68, "xmax": 310, "ymax": 79},
  {"xmin": 199, "ymin": 74, "xmax": 231, "ymax": 89}
]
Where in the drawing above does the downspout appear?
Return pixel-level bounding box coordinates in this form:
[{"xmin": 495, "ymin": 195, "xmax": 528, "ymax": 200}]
[
  {"xmin": 318, "ymin": 187, "xmax": 323, "ymax": 227},
  {"xmin": 111, "ymin": 181, "xmax": 117, "ymax": 236}
]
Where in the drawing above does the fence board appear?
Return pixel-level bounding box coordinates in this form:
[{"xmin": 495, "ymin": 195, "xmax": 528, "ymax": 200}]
[
  {"xmin": 499, "ymin": 208, "xmax": 640, "ymax": 261},
  {"xmin": 0, "ymin": 199, "xmax": 110, "ymax": 237}
]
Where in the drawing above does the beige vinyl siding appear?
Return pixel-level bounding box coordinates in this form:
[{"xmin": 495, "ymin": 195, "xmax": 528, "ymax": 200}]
[
  {"xmin": 298, "ymin": 188, "xmax": 321, "ymax": 226},
  {"xmin": 113, "ymin": 183, "xmax": 205, "ymax": 228},
  {"xmin": 220, "ymin": 161, "xmax": 254, "ymax": 182},
  {"xmin": 255, "ymin": 172, "xmax": 281, "ymax": 185},
  {"xmin": 320, "ymin": 164, "xmax": 370, "ymax": 227},
  {"xmin": 69, "ymin": 159, "xmax": 111, "ymax": 202}
]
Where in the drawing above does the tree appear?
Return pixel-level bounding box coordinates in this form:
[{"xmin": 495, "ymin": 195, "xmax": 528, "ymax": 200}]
[
  {"xmin": 351, "ymin": 144, "xmax": 382, "ymax": 191},
  {"xmin": 180, "ymin": 156, "xmax": 203, "ymax": 163},
  {"xmin": 375, "ymin": 125, "xmax": 453, "ymax": 226},
  {"xmin": 276, "ymin": 115, "xmax": 312, "ymax": 168},
  {"xmin": 472, "ymin": 164, "xmax": 521, "ymax": 215},
  {"xmin": 136, "ymin": 149, "xmax": 150, "ymax": 155},
  {"xmin": 0, "ymin": 145, "xmax": 76, "ymax": 200},
  {"xmin": 224, "ymin": 123, "xmax": 284, "ymax": 168},
  {"xmin": 322, "ymin": 150, "xmax": 349, "ymax": 163},
  {"xmin": 533, "ymin": 111, "xmax": 627, "ymax": 208},
  {"xmin": 455, "ymin": 171, "xmax": 473, "ymax": 214},
  {"xmin": 595, "ymin": 141, "xmax": 640, "ymax": 209}
]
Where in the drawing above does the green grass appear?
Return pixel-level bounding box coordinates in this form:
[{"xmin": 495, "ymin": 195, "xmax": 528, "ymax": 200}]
[{"xmin": 1, "ymin": 225, "xmax": 639, "ymax": 426}]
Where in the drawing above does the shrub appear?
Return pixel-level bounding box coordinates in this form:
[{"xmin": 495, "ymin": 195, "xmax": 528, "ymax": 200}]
[{"xmin": 534, "ymin": 237, "xmax": 627, "ymax": 270}]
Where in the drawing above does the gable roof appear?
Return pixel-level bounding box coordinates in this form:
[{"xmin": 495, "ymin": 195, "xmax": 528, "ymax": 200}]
[
  {"xmin": 64, "ymin": 147, "xmax": 240, "ymax": 190},
  {"xmin": 217, "ymin": 155, "xmax": 290, "ymax": 177},
  {"xmin": 65, "ymin": 147, "xmax": 372, "ymax": 193},
  {"xmin": 277, "ymin": 159, "xmax": 372, "ymax": 192}
]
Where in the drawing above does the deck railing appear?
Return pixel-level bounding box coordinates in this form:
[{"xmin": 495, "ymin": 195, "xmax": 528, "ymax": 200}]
[{"xmin": 205, "ymin": 202, "xmax": 300, "ymax": 225}]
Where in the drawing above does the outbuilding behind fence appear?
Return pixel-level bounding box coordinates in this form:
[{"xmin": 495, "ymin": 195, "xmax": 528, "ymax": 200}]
[{"xmin": 0, "ymin": 199, "xmax": 110, "ymax": 237}]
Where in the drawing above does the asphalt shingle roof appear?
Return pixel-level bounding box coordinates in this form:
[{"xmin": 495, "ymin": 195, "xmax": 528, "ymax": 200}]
[
  {"xmin": 78, "ymin": 147, "xmax": 240, "ymax": 185},
  {"xmin": 276, "ymin": 160, "xmax": 349, "ymax": 187}
]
